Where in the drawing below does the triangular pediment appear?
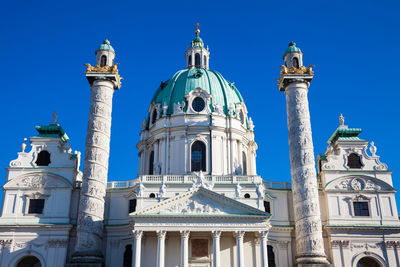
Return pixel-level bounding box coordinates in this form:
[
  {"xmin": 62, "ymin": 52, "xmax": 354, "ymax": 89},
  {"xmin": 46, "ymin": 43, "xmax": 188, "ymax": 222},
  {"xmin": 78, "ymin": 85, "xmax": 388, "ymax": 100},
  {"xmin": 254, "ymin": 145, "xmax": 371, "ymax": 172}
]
[{"xmin": 133, "ymin": 187, "xmax": 269, "ymax": 217}]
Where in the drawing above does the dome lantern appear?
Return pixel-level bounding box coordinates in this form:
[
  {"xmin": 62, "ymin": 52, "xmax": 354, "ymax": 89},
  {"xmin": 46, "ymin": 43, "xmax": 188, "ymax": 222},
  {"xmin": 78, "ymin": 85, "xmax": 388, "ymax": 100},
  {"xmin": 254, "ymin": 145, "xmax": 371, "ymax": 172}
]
[
  {"xmin": 95, "ymin": 39, "xmax": 115, "ymax": 67},
  {"xmin": 283, "ymin": 41, "xmax": 303, "ymax": 68},
  {"xmin": 185, "ymin": 23, "xmax": 210, "ymax": 69}
]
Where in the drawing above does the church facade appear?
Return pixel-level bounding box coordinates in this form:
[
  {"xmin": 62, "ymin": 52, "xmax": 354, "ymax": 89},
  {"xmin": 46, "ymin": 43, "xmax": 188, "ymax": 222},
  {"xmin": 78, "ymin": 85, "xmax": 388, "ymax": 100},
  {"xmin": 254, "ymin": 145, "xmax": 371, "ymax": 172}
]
[{"xmin": 0, "ymin": 28, "xmax": 400, "ymax": 267}]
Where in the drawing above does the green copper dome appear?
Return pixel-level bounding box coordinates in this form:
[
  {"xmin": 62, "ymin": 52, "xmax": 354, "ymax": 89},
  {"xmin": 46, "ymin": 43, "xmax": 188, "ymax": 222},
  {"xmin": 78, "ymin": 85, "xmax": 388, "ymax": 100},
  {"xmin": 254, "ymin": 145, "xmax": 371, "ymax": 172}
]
[
  {"xmin": 96, "ymin": 39, "xmax": 115, "ymax": 54},
  {"xmin": 283, "ymin": 41, "xmax": 301, "ymax": 58},
  {"xmin": 151, "ymin": 68, "xmax": 243, "ymax": 116},
  {"xmin": 192, "ymin": 36, "xmax": 204, "ymax": 47}
]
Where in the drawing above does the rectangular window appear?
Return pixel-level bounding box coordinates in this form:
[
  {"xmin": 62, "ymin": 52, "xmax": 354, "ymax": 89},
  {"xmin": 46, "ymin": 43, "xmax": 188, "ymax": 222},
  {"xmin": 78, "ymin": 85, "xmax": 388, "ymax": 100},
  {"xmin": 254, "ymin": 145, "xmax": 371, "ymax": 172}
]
[
  {"xmin": 264, "ymin": 201, "xmax": 271, "ymax": 213},
  {"xmin": 129, "ymin": 199, "xmax": 137, "ymax": 213},
  {"xmin": 28, "ymin": 199, "xmax": 45, "ymax": 214},
  {"xmin": 353, "ymin": 201, "xmax": 369, "ymax": 216}
]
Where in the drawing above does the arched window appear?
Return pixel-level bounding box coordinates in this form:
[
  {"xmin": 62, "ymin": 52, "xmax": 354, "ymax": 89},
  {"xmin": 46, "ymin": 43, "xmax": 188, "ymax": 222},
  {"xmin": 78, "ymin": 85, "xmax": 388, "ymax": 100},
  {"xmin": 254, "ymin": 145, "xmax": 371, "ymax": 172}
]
[
  {"xmin": 100, "ymin": 55, "xmax": 107, "ymax": 67},
  {"xmin": 195, "ymin": 53, "xmax": 200, "ymax": 68},
  {"xmin": 191, "ymin": 141, "xmax": 206, "ymax": 172},
  {"xmin": 36, "ymin": 150, "xmax": 51, "ymax": 166},
  {"xmin": 129, "ymin": 199, "xmax": 137, "ymax": 213},
  {"xmin": 239, "ymin": 110, "xmax": 245, "ymax": 124},
  {"xmin": 204, "ymin": 55, "xmax": 207, "ymax": 67},
  {"xmin": 347, "ymin": 153, "xmax": 362, "ymax": 169},
  {"xmin": 151, "ymin": 109, "xmax": 158, "ymax": 124},
  {"xmin": 123, "ymin": 245, "xmax": 132, "ymax": 267},
  {"xmin": 188, "ymin": 55, "xmax": 192, "ymax": 66},
  {"xmin": 17, "ymin": 256, "xmax": 42, "ymax": 267},
  {"xmin": 267, "ymin": 245, "xmax": 276, "ymax": 267},
  {"xmin": 356, "ymin": 257, "xmax": 381, "ymax": 267},
  {"xmin": 149, "ymin": 151, "xmax": 154, "ymax": 175},
  {"xmin": 292, "ymin": 57, "xmax": 299, "ymax": 68},
  {"xmin": 242, "ymin": 152, "xmax": 247, "ymax": 175},
  {"xmin": 244, "ymin": 193, "xmax": 250, "ymax": 198}
]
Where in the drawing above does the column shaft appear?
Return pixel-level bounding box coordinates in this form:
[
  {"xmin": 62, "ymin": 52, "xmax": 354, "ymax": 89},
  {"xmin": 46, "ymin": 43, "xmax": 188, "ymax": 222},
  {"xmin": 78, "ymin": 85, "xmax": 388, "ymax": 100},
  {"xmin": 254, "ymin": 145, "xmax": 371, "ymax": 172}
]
[
  {"xmin": 180, "ymin": 231, "xmax": 190, "ymax": 267},
  {"xmin": 212, "ymin": 231, "xmax": 221, "ymax": 267},
  {"xmin": 132, "ymin": 230, "xmax": 143, "ymax": 267},
  {"xmin": 74, "ymin": 79, "xmax": 115, "ymax": 262},
  {"xmin": 259, "ymin": 231, "xmax": 269, "ymax": 267},
  {"xmin": 235, "ymin": 231, "xmax": 245, "ymax": 267},
  {"xmin": 284, "ymin": 82, "xmax": 328, "ymax": 264},
  {"xmin": 157, "ymin": 230, "xmax": 166, "ymax": 267}
]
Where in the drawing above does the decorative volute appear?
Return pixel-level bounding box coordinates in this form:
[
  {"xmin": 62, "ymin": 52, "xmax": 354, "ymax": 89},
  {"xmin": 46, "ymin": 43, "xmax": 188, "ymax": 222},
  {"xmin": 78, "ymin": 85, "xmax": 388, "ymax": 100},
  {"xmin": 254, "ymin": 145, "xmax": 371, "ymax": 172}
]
[
  {"xmin": 283, "ymin": 41, "xmax": 303, "ymax": 68},
  {"xmin": 96, "ymin": 39, "xmax": 115, "ymax": 67},
  {"xmin": 185, "ymin": 23, "xmax": 210, "ymax": 69}
]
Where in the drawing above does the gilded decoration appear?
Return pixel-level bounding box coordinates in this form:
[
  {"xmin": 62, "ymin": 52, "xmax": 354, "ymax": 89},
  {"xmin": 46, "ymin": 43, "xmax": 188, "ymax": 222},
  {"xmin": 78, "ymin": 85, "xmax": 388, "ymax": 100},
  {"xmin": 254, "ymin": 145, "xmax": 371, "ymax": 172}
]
[
  {"xmin": 280, "ymin": 65, "xmax": 314, "ymax": 77},
  {"xmin": 85, "ymin": 63, "xmax": 123, "ymax": 83}
]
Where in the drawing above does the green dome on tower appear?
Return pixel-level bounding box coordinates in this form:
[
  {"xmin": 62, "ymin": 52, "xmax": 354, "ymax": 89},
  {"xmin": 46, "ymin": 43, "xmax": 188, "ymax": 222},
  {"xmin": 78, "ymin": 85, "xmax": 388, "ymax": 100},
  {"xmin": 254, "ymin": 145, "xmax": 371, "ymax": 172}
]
[
  {"xmin": 283, "ymin": 41, "xmax": 302, "ymax": 58},
  {"xmin": 96, "ymin": 39, "xmax": 115, "ymax": 54},
  {"xmin": 151, "ymin": 68, "xmax": 244, "ymax": 116}
]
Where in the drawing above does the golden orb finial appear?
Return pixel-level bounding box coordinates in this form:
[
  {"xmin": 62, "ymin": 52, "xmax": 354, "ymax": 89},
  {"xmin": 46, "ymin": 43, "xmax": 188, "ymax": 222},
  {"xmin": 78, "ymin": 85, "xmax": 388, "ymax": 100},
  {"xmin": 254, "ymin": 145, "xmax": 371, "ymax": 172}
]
[{"xmin": 195, "ymin": 22, "xmax": 200, "ymax": 36}]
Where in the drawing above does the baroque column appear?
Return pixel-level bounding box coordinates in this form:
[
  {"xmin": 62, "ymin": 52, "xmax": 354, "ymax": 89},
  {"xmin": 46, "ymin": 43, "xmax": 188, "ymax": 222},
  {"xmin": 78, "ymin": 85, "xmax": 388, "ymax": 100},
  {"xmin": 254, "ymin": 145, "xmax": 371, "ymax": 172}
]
[
  {"xmin": 132, "ymin": 230, "xmax": 143, "ymax": 267},
  {"xmin": 180, "ymin": 230, "xmax": 190, "ymax": 267},
  {"xmin": 212, "ymin": 231, "xmax": 221, "ymax": 267},
  {"xmin": 68, "ymin": 40, "xmax": 122, "ymax": 266},
  {"xmin": 278, "ymin": 42, "xmax": 329, "ymax": 266},
  {"xmin": 259, "ymin": 231, "xmax": 269, "ymax": 267},
  {"xmin": 157, "ymin": 230, "xmax": 166, "ymax": 267},
  {"xmin": 234, "ymin": 231, "xmax": 245, "ymax": 267}
]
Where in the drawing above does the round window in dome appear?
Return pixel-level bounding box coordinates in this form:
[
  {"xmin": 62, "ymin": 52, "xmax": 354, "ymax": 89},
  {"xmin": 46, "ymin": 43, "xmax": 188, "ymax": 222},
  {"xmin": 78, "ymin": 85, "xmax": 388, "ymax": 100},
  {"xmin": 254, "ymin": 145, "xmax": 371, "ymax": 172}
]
[{"xmin": 192, "ymin": 97, "xmax": 205, "ymax": 112}]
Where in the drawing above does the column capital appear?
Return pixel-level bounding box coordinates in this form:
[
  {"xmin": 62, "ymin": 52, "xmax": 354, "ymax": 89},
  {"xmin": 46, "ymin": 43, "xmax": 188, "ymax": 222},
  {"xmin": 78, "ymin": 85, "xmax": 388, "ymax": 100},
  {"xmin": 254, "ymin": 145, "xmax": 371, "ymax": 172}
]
[
  {"xmin": 133, "ymin": 230, "xmax": 143, "ymax": 240},
  {"xmin": 234, "ymin": 230, "xmax": 245, "ymax": 239},
  {"xmin": 212, "ymin": 230, "xmax": 222, "ymax": 239},
  {"xmin": 180, "ymin": 230, "xmax": 190, "ymax": 239},
  {"xmin": 258, "ymin": 230, "xmax": 268, "ymax": 239},
  {"xmin": 157, "ymin": 230, "xmax": 167, "ymax": 239}
]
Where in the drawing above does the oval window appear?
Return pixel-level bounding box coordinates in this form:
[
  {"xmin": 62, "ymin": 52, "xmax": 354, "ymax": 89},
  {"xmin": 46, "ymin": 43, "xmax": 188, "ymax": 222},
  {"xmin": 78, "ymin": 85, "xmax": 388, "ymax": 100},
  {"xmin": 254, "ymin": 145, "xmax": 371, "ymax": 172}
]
[{"xmin": 192, "ymin": 97, "xmax": 205, "ymax": 112}]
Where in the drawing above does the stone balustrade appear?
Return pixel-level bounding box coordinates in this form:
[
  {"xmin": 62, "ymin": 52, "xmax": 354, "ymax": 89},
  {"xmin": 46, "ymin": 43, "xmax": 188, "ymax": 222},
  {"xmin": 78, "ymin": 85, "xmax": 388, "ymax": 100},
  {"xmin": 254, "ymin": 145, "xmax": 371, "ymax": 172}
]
[{"xmin": 106, "ymin": 175, "xmax": 292, "ymax": 189}]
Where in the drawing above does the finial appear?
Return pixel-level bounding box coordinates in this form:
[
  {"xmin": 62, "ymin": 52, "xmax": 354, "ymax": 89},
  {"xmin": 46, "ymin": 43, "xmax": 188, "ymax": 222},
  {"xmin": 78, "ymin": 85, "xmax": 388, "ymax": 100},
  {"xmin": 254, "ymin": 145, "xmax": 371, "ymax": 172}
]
[
  {"xmin": 103, "ymin": 39, "xmax": 110, "ymax": 45},
  {"xmin": 52, "ymin": 111, "xmax": 58, "ymax": 125},
  {"xmin": 369, "ymin": 141, "xmax": 377, "ymax": 156},
  {"xmin": 289, "ymin": 41, "xmax": 296, "ymax": 47},
  {"xmin": 21, "ymin": 138, "xmax": 27, "ymax": 153},
  {"xmin": 339, "ymin": 113, "xmax": 344, "ymax": 126},
  {"xmin": 195, "ymin": 22, "xmax": 200, "ymax": 36}
]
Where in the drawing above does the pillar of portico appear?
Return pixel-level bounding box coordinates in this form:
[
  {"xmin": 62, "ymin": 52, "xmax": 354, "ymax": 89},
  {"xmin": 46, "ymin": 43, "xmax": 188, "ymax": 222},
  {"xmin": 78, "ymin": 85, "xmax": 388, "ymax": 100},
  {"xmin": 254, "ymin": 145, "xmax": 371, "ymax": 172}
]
[
  {"xmin": 156, "ymin": 230, "xmax": 166, "ymax": 267},
  {"xmin": 180, "ymin": 230, "xmax": 190, "ymax": 267},
  {"xmin": 235, "ymin": 231, "xmax": 245, "ymax": 267},
  {"xmin": 212, "ymin": 231, "xmax": 221, "ymax": 267},
  {"xmin": 259, "ymin": 231, "xmax": 269, "ymax": 267},
  {"xmin": 132, "ymin": 230, "xmax": 143, "ymax": 267}
]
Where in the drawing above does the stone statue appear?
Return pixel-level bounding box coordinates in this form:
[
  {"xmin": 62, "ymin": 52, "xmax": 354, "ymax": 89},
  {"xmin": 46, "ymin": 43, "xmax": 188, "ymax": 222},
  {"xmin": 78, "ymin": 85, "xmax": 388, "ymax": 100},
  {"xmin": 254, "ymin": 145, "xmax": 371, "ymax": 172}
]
[
  {"xmin": 162, "ymin": 102, "xmax": 168, "ymax": 117},
  {"xmin": 256, "ymin": 183, "xmax": 264, "ymax": 199},
  {"xmin": 136, "ymin": 182, "xmax": 145, "ymax": 197},
  {"xmin": 212, "ymin": 103, "xmax": 224, "ymax": 115},
  {"xmin": 248, "ymin": 117, "xmax": 255, "ymax": 131},
  {"xmin": 339, "ymin": 113, "xmax": 345, "ymax": 126},
  {"xmin": 174, "ymin": 101, "xmax": 185, "ymax": 114},
  {"xmin": 154, "ymin": 162, "xmax": 161, "ymax": 174},
  {"xmin": 159, "ymin": 182, "xmax": 167, "ymax": 198},
  {"xmin": 235, "ymin": 183, "xmax": 242, "ymax": 198},
  {"xmin": 140, "ymin": 117, "xmax": 147, "ymax": 130}
]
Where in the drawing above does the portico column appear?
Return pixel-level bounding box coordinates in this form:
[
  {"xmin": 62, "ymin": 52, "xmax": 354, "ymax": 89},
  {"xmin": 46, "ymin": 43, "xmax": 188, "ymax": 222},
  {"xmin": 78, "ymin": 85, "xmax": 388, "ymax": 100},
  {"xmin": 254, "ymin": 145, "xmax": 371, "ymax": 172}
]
[
  {"xmin": 212, "ymin": 231, "xmax": 221, "ymax": 267},
  {"xmin": 180, "ymin": 230, "xmax": 190, "ymax": 267},
  {"xmin": 259, "ymin": 231, "xmax": 269, "ymax": 267},
  {"xmin": 132, "ymin": 230, "xmax": 143, "ymax": 267},
  {"xmin": 234, "ymin": 231, "xmax": 245, "ymax": 267},
  {"xmin": 156, "ymin": 230, "xmax": 166, "ymax": 267}
]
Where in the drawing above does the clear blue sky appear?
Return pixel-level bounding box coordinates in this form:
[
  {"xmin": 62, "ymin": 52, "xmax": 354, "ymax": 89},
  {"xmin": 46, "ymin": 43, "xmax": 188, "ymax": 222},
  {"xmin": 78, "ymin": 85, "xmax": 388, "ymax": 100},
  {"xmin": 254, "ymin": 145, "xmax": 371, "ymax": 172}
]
[{"xmin": 1, "ymin": 1, "xmax": 400, "ymax": 210}]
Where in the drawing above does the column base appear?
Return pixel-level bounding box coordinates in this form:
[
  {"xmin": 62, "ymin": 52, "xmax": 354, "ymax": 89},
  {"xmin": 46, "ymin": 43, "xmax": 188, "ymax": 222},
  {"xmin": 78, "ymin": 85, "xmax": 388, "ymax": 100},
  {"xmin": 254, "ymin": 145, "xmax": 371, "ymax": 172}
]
[
  {"xmin": 297, "ymin": 264, "xmax": 333, "ymax": 267},
  {"xmin": 65, "ymin": 264, "xmax": 103, "ymax": 267}
]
